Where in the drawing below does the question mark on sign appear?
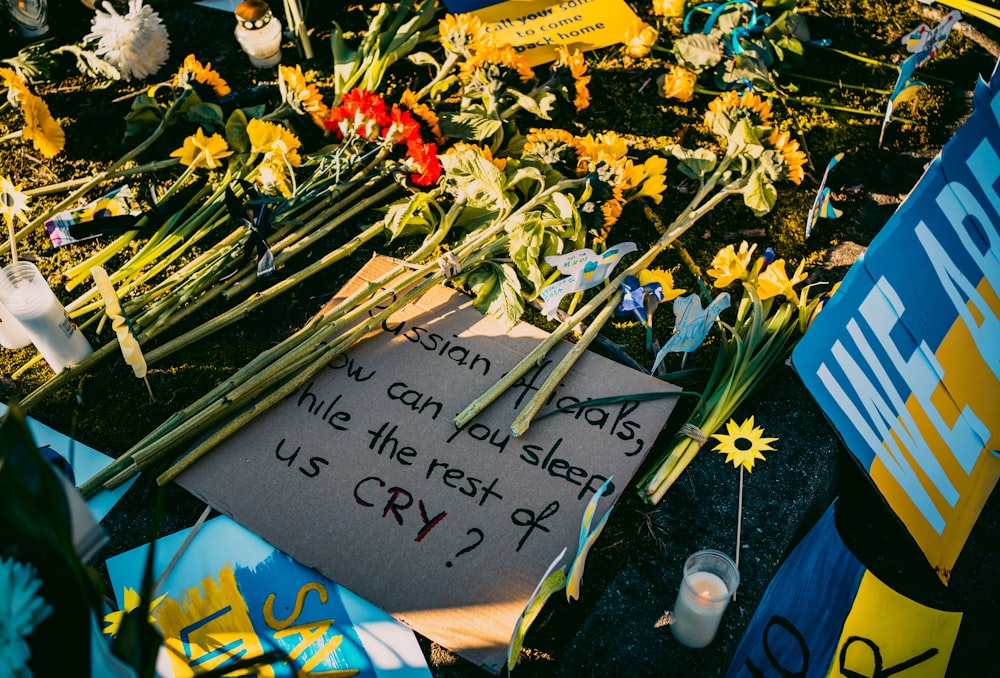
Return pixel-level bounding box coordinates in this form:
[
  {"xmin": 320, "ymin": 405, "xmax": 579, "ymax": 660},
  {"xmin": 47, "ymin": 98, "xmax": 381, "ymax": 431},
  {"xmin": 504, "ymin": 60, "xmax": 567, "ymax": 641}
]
[{"xmin": 446, "ymin": 528, "xmax": 485, "ymax": 568}]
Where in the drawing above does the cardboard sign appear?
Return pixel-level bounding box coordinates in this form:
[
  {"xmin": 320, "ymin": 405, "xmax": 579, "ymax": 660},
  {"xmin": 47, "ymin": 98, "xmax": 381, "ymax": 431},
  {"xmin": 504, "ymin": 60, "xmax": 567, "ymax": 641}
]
[
  {"xmin": 105, "ymin": 515, "xmax": 430, "ymax": 678},
  {"xmin": 791, "ymin": 60, "xmax": 1000, "ymax": 583},
  {"xmin": 450, "ymin": 0, "xmax": 640, "ymax": 66},
  {"xmin": 178, "ymin": 256, "xmax": 679, "ymax": 673},
  {"xmin": 725, "ymin": 504, "xmax": 962, "ymax": 678}
]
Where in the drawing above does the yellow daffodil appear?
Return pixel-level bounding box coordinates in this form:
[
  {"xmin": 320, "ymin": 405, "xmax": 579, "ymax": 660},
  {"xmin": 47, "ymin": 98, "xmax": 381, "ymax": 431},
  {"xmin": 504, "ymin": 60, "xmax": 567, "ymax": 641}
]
[
  {"xmin": 174, "ymin": 54, "xmax": 231, "ymax": 97},
  {"xmin": 639, "ymin": 268, "xmax": 686, "ymax": 301},
  {"xmin": 246, "ymin": 118, "xmax": 302, "ymax": 167},
  {"xmin": 0, "ymin": 67, "xmax": 31, "ymax": 105},
  {"xmin": 103, "ymin": 588, "xmax": 168, "ymax": 637},
  {"xmin": 756, "ymin": 258, "xmax": 807, "ymax": 300},
  {"xmin": 170, "ymin": 127, "xmax": 232, "ymax": 169},
  {"xmin": 257, "ymin": 158, "xmax": 294, "ymax": 197},
  {"xmin": 768, "ymin": 130, "xmax": 807, "ymax": 185},
  {"xmin": 712, "ymin": 416, "xmax": 776, "ymax": 472},
  {"xmin": 659, "ymin": 65, "xmax": 697, "ymax": 103},
  {"xmin": 707, "ymin": 241, "xmax": 757, "ymax": 288},
  {"xmin": 707, "ymin": 90, "xmax": 772, "ymax": 126},
  {"xmin": 624, "ymin": 18, "xmax": 658, "ymax": 58},
  {"xmin": 20, "ymin": 93, "xmax": 65, "ymax": 158},
  {"xmin": 439, "ymin": 13, "xmax": 488, "ymax": 56},
  {"xmin": 0, "ymin": 176, "xmax": 30, "ymax": 226},
  {"xmin": 278, "ymin": 64, "xmax": 329, "ymax": 126},
  {"xmin": 653, "ymin": 0, "xmax": 687, "ymax": 17},
  {"xmin": 629, "ymin": 155, "xmax": 668, "ymax": 204}
]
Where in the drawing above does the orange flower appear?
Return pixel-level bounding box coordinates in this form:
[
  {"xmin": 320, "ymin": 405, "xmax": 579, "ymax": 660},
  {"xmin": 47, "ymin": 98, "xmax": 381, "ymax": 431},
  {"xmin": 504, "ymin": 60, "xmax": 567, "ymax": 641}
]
[
  {"xmin": 278, "ymin": 64, "xmax": 328, "ymax": 126},
  {"xmin": 400, "ymin": 89, "xmax": 443, "ymax": 143},
  {"xmin": 555, "ymin": 46, "xmax": 591, "ymax": 111},
  {"xmin": 20, "ymin": 93, "xmax": 64, "ymax": 158},
  {"xmin": 768, "ymin": 130, "xmax": 807, "ymax": 185},
  {"xmin": 659, "ymin": 65, "xmax": 697, "ymax": 103},
  {"xmin": 0, "ymin": 67, "xmax": 31, "ymax": 105}
]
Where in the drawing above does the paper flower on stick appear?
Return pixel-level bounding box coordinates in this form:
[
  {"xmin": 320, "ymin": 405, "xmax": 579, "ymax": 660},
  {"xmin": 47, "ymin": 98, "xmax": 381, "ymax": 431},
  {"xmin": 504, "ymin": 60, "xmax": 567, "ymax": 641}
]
[
  {"xmin": 103, "ymin": 587, "xmax": 167, "ymax": 637},
  {"xmin": 539, "ymin": 243, "xmax": 637, "ymax": 319},
  {"xmin": 712, "ymin": 416, "xmax": 776, "ymax": 472},
  {"xmin": 805, "ymin": 153, "xmax": 844, "ymax": 238},
  {"xmin": 566, "ymin": 477, "xmax": 614, "ymax": 601},
  {"xmin": 91, "ymin": 266, "xmax": 147, "ymax": 382}
]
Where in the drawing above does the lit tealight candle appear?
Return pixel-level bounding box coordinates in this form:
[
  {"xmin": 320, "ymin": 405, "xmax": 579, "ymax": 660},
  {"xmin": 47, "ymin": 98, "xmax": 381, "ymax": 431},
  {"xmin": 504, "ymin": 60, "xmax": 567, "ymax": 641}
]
[
  {"xmin": 669, "ymin": 549, "xmax": 739, "ymax": 648},
  {"xmin": 234, "ymin": 0, "xmax": 283, "ymax": 68}
]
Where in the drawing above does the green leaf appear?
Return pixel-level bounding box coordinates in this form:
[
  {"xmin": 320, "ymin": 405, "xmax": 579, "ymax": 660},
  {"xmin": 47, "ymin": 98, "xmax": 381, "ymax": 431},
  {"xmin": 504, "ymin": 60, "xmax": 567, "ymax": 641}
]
[
  {"xmin": 124, "ymin": 93, "xmax": 164, "ymax": 137},
  {"xmin": 406, "ymin": 51, "xmax": 440, "ymax": 69},
  {"xmin": 506, "ymin": 212, "xmax": 545, "ymax": 296},
  {"xmin": 438, "ymin": 109, "xmax": 504, "ymax": 142},
  {"xmin": 486, "ymin": 263, "xmax": 525, "ymax": 330},
  {"xmin": 666, "ymin": 145, "xmax": 717, "ymax": 180},
  {"xmin": 383, "ymin": 192, "xmax": 441, "ymax": 241},
  {"xmin": 184, "ymin": 102, "xmax": 225, "ymax": 130},
  {"xmin": 674, "ymin": 34, "xmax": 724, "ymax": 71},
  {"xmin": 224, "ymin": 108, "xmax": 251, "ymax": 158},
  {"xmin": 743, "ymin": 169, "xmax": 777, "ymax": 216},
  {"xmin": 439, "ymin": 146, "xmax": 511, "ymax": 211}
]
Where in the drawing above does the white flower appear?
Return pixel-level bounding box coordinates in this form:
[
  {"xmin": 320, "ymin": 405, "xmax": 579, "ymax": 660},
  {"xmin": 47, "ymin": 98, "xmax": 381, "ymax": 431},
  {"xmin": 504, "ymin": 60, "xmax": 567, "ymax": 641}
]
[
  {"xmin": 85, "ymin": 0, "xmax": 170, "ymax": 81},
  {"xmin": 0, "ymin": 557, "xmax": 52, "ymax": 677}
]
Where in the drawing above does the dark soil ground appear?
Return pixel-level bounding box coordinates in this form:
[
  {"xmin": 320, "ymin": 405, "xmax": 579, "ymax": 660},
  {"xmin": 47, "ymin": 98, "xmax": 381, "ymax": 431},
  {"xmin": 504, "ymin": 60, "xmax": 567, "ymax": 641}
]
[{"xmin": 2, "ymin": 0, "xmax": 998, "ymax": 676}]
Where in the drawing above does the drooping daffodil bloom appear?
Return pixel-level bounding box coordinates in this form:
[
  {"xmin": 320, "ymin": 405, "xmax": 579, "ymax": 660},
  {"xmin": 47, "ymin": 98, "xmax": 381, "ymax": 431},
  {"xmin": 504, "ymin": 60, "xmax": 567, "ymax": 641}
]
[
  {"xmin": 756, "ymin": 258, "xmax": 807, "ymax": 300},
  {"xmin": 707, "ymin": 240, "xmax": 757, "ymax": 288},
  {"xmin": 170, "ymin": 127, "xmax": 232, "ymax": 169}
]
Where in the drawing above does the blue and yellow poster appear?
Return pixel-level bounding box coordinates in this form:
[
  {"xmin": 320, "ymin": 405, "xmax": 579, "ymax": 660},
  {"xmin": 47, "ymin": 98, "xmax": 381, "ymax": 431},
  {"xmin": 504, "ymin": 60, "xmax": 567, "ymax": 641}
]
[
  {"xmin": 725, "ymin": 505, "xmax": 962, "ymax": 677},
  {"xmin": 791, "ymin": 61, "xmax": 1000, "ymax": 583}
]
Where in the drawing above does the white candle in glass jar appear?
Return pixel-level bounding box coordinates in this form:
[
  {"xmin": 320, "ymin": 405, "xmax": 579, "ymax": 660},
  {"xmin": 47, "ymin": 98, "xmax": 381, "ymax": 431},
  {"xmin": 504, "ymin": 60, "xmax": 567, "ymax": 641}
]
[
  {"xmin": 669, "ymin": 550, "xmax": 739, "ymax": 648},
  {"xmin": 234, "ymin": 0, "xmax": 283, "ymax": 68},
  {"xmin": 0, "ymin": 262, "xmax": 93, "ymax": 373},
  {"xmin": 0, "ymin": 300, "xmax": 31, "ymax": 349}
]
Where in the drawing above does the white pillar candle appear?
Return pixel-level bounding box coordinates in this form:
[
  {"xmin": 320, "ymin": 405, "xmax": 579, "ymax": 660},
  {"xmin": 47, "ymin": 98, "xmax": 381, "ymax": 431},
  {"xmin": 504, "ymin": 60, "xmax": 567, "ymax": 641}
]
[
  {"xmin": 234, "ymin": 0, "xmax": 283, "ymax": 68},
  {"xmin": 669, "ymin": 549, "xmax": 739, "ymax": 648},
  {"xmin": 0, "ymin": 262, "xmax": 93, "ymax": 373}
]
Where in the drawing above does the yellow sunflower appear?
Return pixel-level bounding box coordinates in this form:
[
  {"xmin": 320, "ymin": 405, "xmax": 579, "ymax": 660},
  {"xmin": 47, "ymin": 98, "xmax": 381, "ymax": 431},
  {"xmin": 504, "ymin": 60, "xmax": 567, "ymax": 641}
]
[
  {"xmin": 768, "ymin": 130, "xmax": 807, "ymax": 185},
  {"xmin": 711, "ymin": 416, "xmax": 776, "ymax": 472},
  {"xmin": 659, "ymin": 65, "xmax": 697, "ymax": 103},
  {"xmin": 0, "ymin": 175, "xmax": 30, "ymax": 226},
  {"xmin": 755, "ymin": 258, "xmax": 807, "ymax": 300},
  {"xmin": 624, "ymin": 18, "xmax": 658, "ymax": 58},
  {"xmin": 707, "ymin": 240, "xmax": 757, "ymax": 288},
  {"xmin": 103, "ymin": 588, "xmax": 168, "ymax": 637},
  {"xmin": 461, "ymin": 39, "xmax": 534, "ymax": 82},
  {"xmin": 438, "ymin": 12, "xmax": 488, "ymax": 56},
  {"xmin": 278, "ymin": 64, "xmax": 329, "ymax": 126},
  {"xmin": 400, "ymin": 89, "xmax": 444, "ymax": 143},
  {"xmin": 639, "ymin": 267, "xmax": 686, "ymax": 301},
  {"xmin": 20, "ymin": 93, "xmax": 65, "ymax": 158},
  {"xmin": 174, "ymin": 54, "xmax": 231, "ymax": 97},
  {"xmin": 170, "ymin": 127, "xmax": 232, "ymax": 169},
  {"xmin": 523, "ymin": 127, "xmax": 581, "ymax": 165},
  {"xmin": 555, "ymin": 45, "xmax": 592, "ymax": 111},
  {"xmin": 707, "ymin": 90, "xmax": 772, "ymax": 126}
]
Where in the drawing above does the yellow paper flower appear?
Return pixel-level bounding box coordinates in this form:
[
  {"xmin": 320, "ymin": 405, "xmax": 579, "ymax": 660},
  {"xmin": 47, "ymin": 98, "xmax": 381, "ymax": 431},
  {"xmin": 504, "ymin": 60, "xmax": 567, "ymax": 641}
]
[
  {"xmin": 0, "ymin": 176, "xmax": 30, "ymax": 227},
  {"xmin": 768, "ymin": 130, "xmax": 807, "ymax": 185},
  {"xmin": 246, "ymin": 118, "xmax": 302, "ymax": 167},
  {"xmin": 756, "ymin": 258, "xmax": 807, "ymax": 300},
  {"xmin": 624, "ymin": 18, "xmax": 658, "ymax": 58},
  {"xmin": 20, "ymin": 93, "xmax": 65, "ymax": 158},
  {"xmin": 0, "ymin": 67, "xmax": 31, "ymax": 105},
  {"xmin": 653, "ymin": 0, "xmax": 687, "ymax": 17},
  {"xmin": 169, "ymin": 127, "xmax": 232, "ymax": 169},
  {"xmin": 103, "ymin": 587, "xmax": 168, "ymax": 637},
  {"xmin": 707, "ymin": 241, "xmax": 757, "ymax": 288},
  {"xmin": 659, "ymin": 65, "xmax": 697, "ymax": 103},
  {"xmin": 278, "ymin": 64, "xmax": 328, "ymax": 126},
  {"xmin": 712, "ymin": 416, "xmax": 776, "ymax": 472},
  {"xmin": 707, "ymin": 90, "xmax": 772, "ymax": 126},
  {"xmin": 439, "ymin": 13, "xmax": 487, "ymax": 56},
  {"xmin": 639, "ymin": 268, "xmax": 686, "ymax": 301},
  {"xmin": 174, "ymin": 54, "xmax": 231, "ymax": 97}
]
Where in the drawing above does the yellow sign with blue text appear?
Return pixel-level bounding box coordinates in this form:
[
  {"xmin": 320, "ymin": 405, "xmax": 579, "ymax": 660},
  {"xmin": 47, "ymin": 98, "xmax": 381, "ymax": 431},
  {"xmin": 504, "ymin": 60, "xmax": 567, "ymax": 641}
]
[
  {"xmin": 792, "ymin": 62, "xmax": 1000, "ymax": 583},
  {"xmin": 443, "ymin": 0, "xmax": 640, "ymax": 66}
]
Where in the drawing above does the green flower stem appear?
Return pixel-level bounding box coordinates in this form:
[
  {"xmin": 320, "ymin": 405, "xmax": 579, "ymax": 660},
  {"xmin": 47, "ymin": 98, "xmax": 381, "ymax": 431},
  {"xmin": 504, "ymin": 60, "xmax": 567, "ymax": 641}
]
[
  {"xmin": 509, "ymin": 289, "xmax": 623, "ymax": 436},
  {"xmin": 414, "ymin": 52, "xmax": 460, "ymax": 101},
  {"xmin": 2, "ymin": 88, "xmax": 193, "ymax": 259},
  {"xmin": 454, "ymin": 167, "xmax": 738, "ymax": 432},
  {"xmin": 23, "ymin": 158, "xmax": 181, "ymax": 197},
  {"xmin": 781, "ymin": 72, "xmax": 892, "ymax": 95}
]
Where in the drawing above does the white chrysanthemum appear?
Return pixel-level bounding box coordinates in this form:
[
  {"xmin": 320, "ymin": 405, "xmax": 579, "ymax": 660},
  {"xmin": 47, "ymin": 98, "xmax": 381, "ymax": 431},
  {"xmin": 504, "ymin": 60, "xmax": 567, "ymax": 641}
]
[
  {"xmin": 0, "ymin": 557, "xmax": 52, "ymax": 676},
  {"xmin": 86, "ymin": 0, "xmax": 170, "ymax": 81}
]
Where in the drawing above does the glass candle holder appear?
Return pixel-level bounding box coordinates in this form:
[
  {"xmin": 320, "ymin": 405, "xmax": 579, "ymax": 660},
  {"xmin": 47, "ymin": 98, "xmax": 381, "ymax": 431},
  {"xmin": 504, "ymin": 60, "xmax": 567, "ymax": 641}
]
[
  {"xmin": 669, "ymin": 549, "xmax": 740, "ymax": 648},
  {"xmin": 0, "ymin": 300, "xmax": 31, "ymax": 349},
  {"xmin": 0, "ymin": 262, "xmax": 93, "ymax": 373},
  {"xmin": 234, "ymin": 0, "xmax": 282, "ymax": 68},
  {"xmin": 5, "ymin": 0, "xmax": 49, "ymax": 38}
]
